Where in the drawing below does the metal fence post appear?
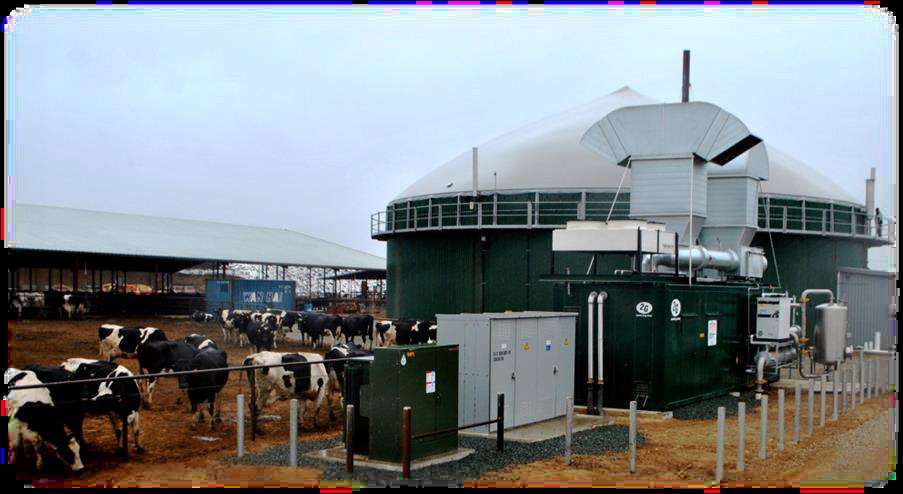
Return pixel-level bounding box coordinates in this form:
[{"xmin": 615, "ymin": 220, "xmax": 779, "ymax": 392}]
[
  {"xmin": 807, "ymin": 379, "xmax": 814, "ymax": 436},
  {"xmin": 842, "ymin": 367, "xmax": 847, "ymax": 415},
  {"xmin": 716, "ymin": 406, "xmax": 725, "ymax": 482},
  {"xmin": 737, "ymin": 401, "xmax": 746, "ymax": 471},
  {"xmin": 866, "ymin": 361, "xmax": 872, "ymax": 400},
  {"xmin": 777, "ymin": 389, "xmax": 785, "ymax": 451},
  {"xmin": 759, "ymin": 395, "xmax": 768, "ymax": 460},
  {"xmin": 832, "ymin": 370, "xmax": 839, "ymax": 421},
  {"xmin": 402, "ymin": 406, "xmax": 412, "ymax": 480},
  {"xmin": 289, "ymin": 399, "xmax": 298, "ymax": 467},
  {"xmin": 794, "ymin": 383, "xmax": 801, "ymax": 444},
  {"xmin": 852, "ymin": 364, "xmax": 857, "ymax": 410},
  {"xmin": 859, "ymin": 350, "xmax": 865, "ymax": 405},
  {"xmin": 346, "ymin": 404, "xmax": 355, "ymax": 474},
  {"xmin": 565, "ymin": 397, "xmax": 573, "ymax": 465},
  {"xmin": 819, "ymin": 375, "xmax": 826, "ymax": 427},
  {"xmin": 497, "ymin": 393, "xmax": 505, "ymax": 453},
  {"xmin": 237, "ymin": 394, "xmax": 245, "ymax": 458},
  {"xmin": 629, "ymin": 401, "xmax": 637, "ymax": 474},
  {"xmin": 250, "ymin": 369, "xmax": 258, "ymax": 441}
]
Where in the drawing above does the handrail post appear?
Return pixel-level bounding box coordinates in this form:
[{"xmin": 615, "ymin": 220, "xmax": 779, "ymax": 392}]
[
  {"xmin": 402, "ymin": 406, "xmax": 412, "ymax": 480},
  {"xmin": 497, "ymin": 392, "xmax": 505, "ymax": 453}
]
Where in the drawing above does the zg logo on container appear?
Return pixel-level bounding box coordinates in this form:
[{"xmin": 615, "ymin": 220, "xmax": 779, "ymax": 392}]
[{"xmin": 635, "ymin": 302, "xmax": 653, "ymax": 317}]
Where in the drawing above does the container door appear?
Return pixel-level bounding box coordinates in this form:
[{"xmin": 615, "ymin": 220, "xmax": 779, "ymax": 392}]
[
  {"xmin": 514, "ymin": 318, "xmax": 538, "ymax": 427},
  {"xmin": 536, "ymin": 318, "xmax": 558, "ymax": 422},
  {"xmin": 489, "ymin": 319, "xmax": 516, "ymax": 432},
  {"xmin": 555, "ymin": 316, "xmax": 577, "ymax": 416},
  {"xmin": 432, "ymin": 345, "xmax": 459, "ymax": 456}
]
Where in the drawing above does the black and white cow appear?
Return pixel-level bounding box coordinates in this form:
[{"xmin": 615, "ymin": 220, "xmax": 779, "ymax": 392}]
[
  {"xmin": 191, "ymin": 310, "xmax": 215, "ymax": 323},
  {"xmin": 374, "ymin": 320, "xmax": 396, "ymax": 347},
  {"xmin": 21, "ymin": 366, "xmax": 88, "ymax": 449},
  {"xmin": 265, "ymin": 309, "xmax": 301, "ymax": 345},
  {"xmin": 186, "ymin": 347, "xmax": 229, "ymax": 430},
  {"xmin": 246, "ymin": 319, "xmax": 276, "ymax": 353},
  {"xmin": 428, "ymin": 324, "xmax": 438, "ymax": 343},
  {"xmin": 185, "ymin": 334, "xmax": 218, "ymax": 351},
  {"xmin": 242, "ymin": 351, "xmax": 340, "ymax": 429},
  {"xmin": 324, "ymin": 342, "xmax": 372, "ymax": 390},
  {"xmin": 340, "ymin": 314, "xmax": 375, "ymax": 349},
  {"xmin": 300, "ymin": 313, "xmax": 342, "ymax": 349},
  {"xmin": 393, "ymin": 320, "xmax": 434, "ymax": 345},
  {"xmin": 98, "ymin": 324, "xmax": 168, "ymax": 360},
  {"xmin": 5, "ymin": 368, "xmax": 85, "ymax": 472},
  {"xmin": 218, "ymin": 310, "xmax": 252, "ymax": 345},
  {"xmin": 61, "ymin": 293, "xmax": 88, "ymax": 320},
  {"xmin": 59, "ymin": 358, "xmax": 143, "ymax": 455},
  {"xmin": 136, "ymin": 341, "xmax": 198, "ymax": 407}
]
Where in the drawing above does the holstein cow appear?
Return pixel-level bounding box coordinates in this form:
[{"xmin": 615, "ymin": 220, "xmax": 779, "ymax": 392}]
[
  {"xmin": 61, "ymin": 293, "xmax": 88, "ymax": 320},
  {"xmin": 340, "ymin": 314, "xmax": 375, "ymax": 349},
  {"xmin": 374, "ymin": 320, "xmax": 396, "ymax": 347},
  {"xmin": 136, "ymin": 341, "xmax": 198, "ymax": 407},
  {"xmin": 265, "ymin": 309, "xmax": 300, "ymax": 345},
  {"xmin": 185, "ymin": 334, "xmax": 218, "ymax": 351},
  {"xmin": 324, "ymin": 342, "xmax": 372, "ymax": 390},
  {"xmin": 428, "ymin": 324, "xmax": 438, "ymax": 343},
  {"xmin": 242, "ymin": 351, "xmax": 339, "ymax": 430},
  {"xmin": 300, "ymin": 313, "xmax": 342, "ymax": 349},
  {"xmin": 394, "ymin": 320, "xmax": 434, "ymax": 345},
  {"xmin": 22, "ymin": 366, "xmax": 88, "ymax": 450},
  {"xmin": 5, "ymin": 368, "xmax": 85, "ymax": 472},
  {"xmin": 59, "ymin": 358, "xmax": 143, "ymax": 455},
  {"xmin": 98, "ymin": 325, "xmax": 168, "ymax": 360},
  {"xmin": 218, "ymin": 310, "xmax": 253, "ymax": 345},
  {"xmin": 191, "ymin": 310, "xmax": 215, "ymax": 323},
  {"xmin": 186, "ymin": 346, "xmax": 229, "ymax": 430},
  {"xmin": 246, "ymin": 318, "xmax": 277, "ymax": 353}
]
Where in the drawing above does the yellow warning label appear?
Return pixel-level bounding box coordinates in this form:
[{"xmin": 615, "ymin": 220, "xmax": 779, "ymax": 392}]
[
  {"xmin": 564, "ymin": 337, "xmax": 570, "ymax": 347},
  {"xmin": 406, "ymin": 351, "xmax": 415, "ymax": 357},
  {"xmin": 523, "ymin": 342, "xmax": 530, "ymax": 351}
]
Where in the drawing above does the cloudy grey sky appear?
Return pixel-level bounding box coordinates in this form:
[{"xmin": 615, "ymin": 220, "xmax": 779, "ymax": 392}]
[{"xmin": 7, "ymin": 5, "xmax": 895, "ymax": 267}]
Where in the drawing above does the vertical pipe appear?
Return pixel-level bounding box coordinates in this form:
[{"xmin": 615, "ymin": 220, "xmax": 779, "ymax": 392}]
[
  {"xmin": 875, "ymin": 331, "xmax": 881, "ymax": 351},
  {"xmin": 289, "ymin": 399, "xmax": 298, "ymax": 467},
  {"xmin": 402, "ymin": 406, "xmax": 412, "ymax": 480},
  {"xmin": 716, "ymin": 406, "xmax": 725, "ymax": 482},
  {"xmin": 250, "ymin": 370, "xmax": 258, "ymax": 441},
  {"xmin": 236, "ymin": 394, "xmax": 245, "ymax": 458},
  {"xmin": 777, "ymin": 389, "xmax": 785, "ymax": 451},
  {"xmin": 586, "ymin": 292, "xmax": 597, "ymax": 415},
  {"xmin": 565, "ymin": 397, "xmax": 573, "ymax": 465},
  {"xmin": 820, "ymin": 375, "xmax": 826, "ymax": 427},
  {"xmin": 866, "ymin": 361, "xmax": 872, "ymax": 399},
  {"xmin": 859, "ymin": 350, "xmax": 865, "ymax": 404},
  {"xmin": 497, "ymin": 393, "xmax": 505, "ymax": 453},
  {"xmin": 842, "ymin": 367, "xmax": 847, "ymax": 415},
  {"xmin": 807, "ymin": 380, "xmax": 814, "ymax": 436},
  {"xmin": 759, "ymin": 395, "xmax": 768, "ymax": 460},
  {"xmin": 832, "ymin": 370, "xmax": 839, "ymax": 421},
  {"xmin": 737, "ymin": 401, "xmax": 746, "ymax": 471},
  {"xmin": 681, "ymin": 49, "xmax": 690, "ymax": 103},
  {"xmin": 793, "ymin": 383, "xmax": 801, "ymax": 444},
  {"xmin": 852, "ymin": 364, "xmax": 857, "ymax": 410},
  {"xmin": 346, "ymin": 404, "xmax": 355, "ymax": 474},
  {"xmin": 628, "ymin": 401, "xmax": 637, "ymax": 474}
]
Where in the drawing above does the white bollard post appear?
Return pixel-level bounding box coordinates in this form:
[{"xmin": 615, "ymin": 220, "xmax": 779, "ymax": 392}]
[
  {"xmin": 820, "ymin": 375, "xmax": 826, "ymax": 427},
  {"xmin": 629, "ymin": 401, "xmax": 637, "ymax": 474},
  {"xmin": 807, "ymin": 379, "xmax": 814, "ymax": 436},
  {"xmin": 793, "ymin": 383, "xmax": 801, "ymax": 444},
  {"xmin": 716, "ymin": 406, "xmax": 725, "ymax": 481},
  {"xmin": 866, "ymin": 361, "xmax": 872, "ymax": 400},
  {"xmin": 842, "ymin": 367, "xmax": 847, "ymax": 415},
  {"xmin": 237, "ymin": 394, "xmax": 245, "ymax": 458},
  {"xmin": 860, "ymin": 350, "xmax": 865, "ymax": 405},
  {"xmin": 777, "ymin": 389, "xmax": 785, "ymax": 451},
  {"xmin": 737, "ymin": 401, "xmax": 746, "ymax": 471},
  {"xmin": 289, "ymin": 399, "xmax": 298, "ymax": 467},
  {"xmin": 852, "ymin": 365, "xmax": 857, "ymax": 410},
  {"xmin": 565, "ymin": 397, "xmax": 573, "ymax": 465},
  {"xmin": 759, "ymin": 395, "xmax": 768, "ymax": 460},
  {"xmin": 832, "ymin": 369, "xmax": 838, "ymax": 421},
  {"xmin": 875, "ymin": 331, "xmax": 881, "ymax": 351}
]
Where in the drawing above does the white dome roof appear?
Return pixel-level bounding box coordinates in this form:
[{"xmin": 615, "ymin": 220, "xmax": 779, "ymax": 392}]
[{"xmin": 393, "ymin": 87, "xmax": 860, "ymax": 206}]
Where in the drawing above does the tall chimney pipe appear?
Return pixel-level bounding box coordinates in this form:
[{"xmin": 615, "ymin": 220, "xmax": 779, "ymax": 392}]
[
  {"xmin": 865, "ymin": 167, "xmax": 876, "ymax": 220},
  {"xmin": 472, "ymin": 146, "xmax": 479, "ymax": 198},
  {"xmin": 682, "ymin": 50, "xmax": 690, "ymax": 103}
]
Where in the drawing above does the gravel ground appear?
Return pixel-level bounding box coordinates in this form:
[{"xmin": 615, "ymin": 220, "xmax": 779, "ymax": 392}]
[
  {"xmin": 232, "ymin": 425, "xmax": 645, "ymax": 481},
  {"xmin": 671, "ymin": 391, "xmax": 762, "ymax": 420}
]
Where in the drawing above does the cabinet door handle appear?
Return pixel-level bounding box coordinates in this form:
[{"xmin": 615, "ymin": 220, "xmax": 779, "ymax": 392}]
[
  {"xmin": 553, "ymin": 366, "xmax": 558, "ymax": 374},
  {"xmin": 511, "ymin": 372, "xmax": 516, "ymax": 381}
]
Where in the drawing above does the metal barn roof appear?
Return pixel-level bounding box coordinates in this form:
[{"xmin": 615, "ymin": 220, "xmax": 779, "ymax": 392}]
[
  {"xmin": 9, "ymin": 204, "xmax": 386, "ymax": 271},
  {"xmin": 394, "ymin": 86, "xmax": 860, "ymax": 206}
]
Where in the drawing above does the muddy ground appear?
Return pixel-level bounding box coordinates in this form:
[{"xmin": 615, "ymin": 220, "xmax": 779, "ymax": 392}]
[{"xmin": 7, "ymin": 317, "xmax": 895, "ymax": 486}]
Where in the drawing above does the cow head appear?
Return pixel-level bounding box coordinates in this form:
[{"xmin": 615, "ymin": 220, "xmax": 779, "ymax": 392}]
[{"xmin": 51, "ymin": 434, "xmax": 84, "ymax": 472}]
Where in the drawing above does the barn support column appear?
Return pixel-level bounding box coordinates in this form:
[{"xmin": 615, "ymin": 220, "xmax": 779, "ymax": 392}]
[
  {"xmin": 29, "ymin": 267, "xmax": 33, "ymax": 291},
  {"xmin": 154, "ymin": 263, "xmax": 159, "ymax": 315},
  {"xmin": 73, "ymin": 260, "xmax": 79, "ymax": 293}
]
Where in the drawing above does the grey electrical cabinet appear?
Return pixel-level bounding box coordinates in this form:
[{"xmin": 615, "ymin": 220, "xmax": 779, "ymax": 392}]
[{"xmin": 436, "ymin": 312, "xmax": 577, "ymax": 433}]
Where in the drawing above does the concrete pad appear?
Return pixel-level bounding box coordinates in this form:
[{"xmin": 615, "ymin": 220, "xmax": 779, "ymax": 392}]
[
  {"xmin": 459, "ymin": 413, "xmax": 612, "ymax": 443},
  {"xmin": 772, "ymin": 378, "xmax": 862, "ymax": 393},
  {"xmin": 574, "ymin": 406, "xmax": 672, "ymax": 420},
  {"xmin": 305, "ymin": 446, "xmax": 474, "ymax": 472}
]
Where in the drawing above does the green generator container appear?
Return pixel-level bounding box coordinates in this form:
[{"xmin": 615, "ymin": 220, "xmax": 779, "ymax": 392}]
[
  {"xmin": 557, "ymin": 276, "xmax": 760, "ymax": 411},
  {"xmin": 346, "ymin": 344, "xmax": 459, "ymax": 463}
]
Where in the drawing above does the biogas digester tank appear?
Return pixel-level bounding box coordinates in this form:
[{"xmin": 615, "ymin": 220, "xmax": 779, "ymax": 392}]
[{"xmin": 813, "ymin": 302, "xmax": 848, "ymax": 365}]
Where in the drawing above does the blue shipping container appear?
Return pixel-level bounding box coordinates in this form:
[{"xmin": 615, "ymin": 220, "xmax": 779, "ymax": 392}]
[{"xmin": 205, "ymin": 279, "xmax": 296, "ymax": 313}]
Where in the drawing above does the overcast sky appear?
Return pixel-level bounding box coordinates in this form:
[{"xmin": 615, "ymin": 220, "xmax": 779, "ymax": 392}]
[{"xmin": 6, "ymin": 5, "xmax": 895, "ymax": 268}]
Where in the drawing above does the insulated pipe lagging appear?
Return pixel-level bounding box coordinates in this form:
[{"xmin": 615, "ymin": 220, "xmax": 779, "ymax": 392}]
[
  {"xmin": 646, "ymin": 246, "xmax": 740, "ymax": 273},
  {"xmin": 597, "ymin": 292, "xmax": 607, "ymax": 387},
  {"xmin": 587, "ymin": 292, "xmax": 597, "ymax": 385}
]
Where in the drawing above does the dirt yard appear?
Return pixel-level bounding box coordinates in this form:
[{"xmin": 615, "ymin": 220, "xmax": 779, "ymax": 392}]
[{"xmin": 8, "ymin": 317, "xmax": 895, "ymax": 486}]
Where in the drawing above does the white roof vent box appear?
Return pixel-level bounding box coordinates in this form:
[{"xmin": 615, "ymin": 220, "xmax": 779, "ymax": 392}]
[{"xmin": 552, "ymin": 220, "xmax": 676, "ymax": 254}]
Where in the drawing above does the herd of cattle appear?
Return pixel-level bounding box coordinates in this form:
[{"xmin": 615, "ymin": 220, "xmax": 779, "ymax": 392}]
[
  {"xmin": 10, "ymin": 291, "xmax": 88, "ymax": 321},
  {"xmin": 6, "ymin": 309, "xmax": 438, "ymax": 473}
]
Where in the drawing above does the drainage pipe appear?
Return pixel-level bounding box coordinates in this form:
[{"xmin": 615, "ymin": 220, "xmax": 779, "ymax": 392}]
[{"xmin": 597, "ymin": 291, "xmax": 607, "ymax": 414}]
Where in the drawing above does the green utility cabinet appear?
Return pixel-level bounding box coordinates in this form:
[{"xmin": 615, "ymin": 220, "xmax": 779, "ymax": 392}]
[{"xmin": 346, "ymin": 345, "xmax": 459, "ymax": 463}]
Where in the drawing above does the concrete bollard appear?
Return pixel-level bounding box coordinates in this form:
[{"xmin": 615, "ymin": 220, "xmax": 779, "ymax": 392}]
[
  {"xmin": 737, "ymin": 401, "xmax": 746, "ymax": 471},
  {"xmin": 237, "ymin": 394, "xmax": 245, "ymax": 458},
  {"xmin": 807, "ymin": 379, "xmax": 814, "ymax": 436},
  {"xmin": 819, "ymin": 375, "xmax": 826, "ymax": 427},
  {"xmin": 832, "ymin": 369, "xmax": 838, "ymax": 421},
  {"xmin": 716, "ymin": 406, "xmax": 725, "ymax": 481},
  {"xmin": 759, "ymin": 395, "xmax": 768, "ymax": 460},
  {"xmin": 859, "ymin": 350, "xmax": 865, "ymax": 405},
  {"xmin": 565, "ymin": 397, "xmax": 573, "ymax": 465},
  {"xmin": 866, "ymin": 361, "xmax": 872, "ymax": 400},
  {"xmin": 793, "ymin": 383, "xmax": 801, "ymax": 444},
  {"xmin": 777, "ymin": 389, "xmax": 785, "ymax": 451},
  {"xmin": 289, "ymin": 399, "xmax": 298, "ymax": 467},
  {"xmin": 852, "ymin": 365, "xmax": 857, "ymax": 410},
  {"xmin": 842, "ymin": 368, "xmax": 847, "ymax": 416},
  {"xmin": 629, "ymin": 401, "xmax": 637, "ymax": 474}
]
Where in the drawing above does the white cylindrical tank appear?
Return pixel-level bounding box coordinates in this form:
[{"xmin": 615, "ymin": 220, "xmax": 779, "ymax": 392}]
[{"xmin": 814, "ymin": 303, "xmax": 848, "ymax": 365}]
